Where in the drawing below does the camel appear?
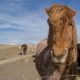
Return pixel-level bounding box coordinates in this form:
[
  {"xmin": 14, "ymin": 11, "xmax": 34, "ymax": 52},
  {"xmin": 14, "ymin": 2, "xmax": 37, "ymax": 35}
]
[
  {"xmin": 20, "ymin": 44, "xmax": 28, "ymax": 55},
  {"xmin": 35, "ymin": 4, "xmax": 77, "ymax": 80}
]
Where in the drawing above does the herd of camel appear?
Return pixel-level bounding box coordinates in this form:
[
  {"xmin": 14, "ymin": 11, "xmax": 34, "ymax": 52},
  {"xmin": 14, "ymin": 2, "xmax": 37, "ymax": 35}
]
[{"xmin": 20, "ymin": 4, "xmax": 80, "ymax": 80}]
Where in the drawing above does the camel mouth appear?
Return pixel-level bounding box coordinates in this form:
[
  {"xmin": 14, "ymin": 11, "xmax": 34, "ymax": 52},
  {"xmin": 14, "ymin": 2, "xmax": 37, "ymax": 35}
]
[{"xmin": 51, "ymin": 48, "xmax": 68, "ymax": 63}]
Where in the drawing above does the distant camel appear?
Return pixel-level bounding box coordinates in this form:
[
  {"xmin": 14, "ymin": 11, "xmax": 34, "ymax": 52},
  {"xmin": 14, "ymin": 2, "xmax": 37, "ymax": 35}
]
[
  {"xmin": 35, "ymin": 4, "xmax": 77, "ymax": 80},
  {"xmin": 20, "ymin": 44, "xmax": 28, "ymax": 55}
]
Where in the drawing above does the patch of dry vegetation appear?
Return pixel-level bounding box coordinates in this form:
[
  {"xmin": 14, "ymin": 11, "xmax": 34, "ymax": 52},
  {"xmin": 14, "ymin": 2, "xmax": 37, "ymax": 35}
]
[{"xmin": 0, "ymin": 44, "xmax": 37, "ymax": 60}]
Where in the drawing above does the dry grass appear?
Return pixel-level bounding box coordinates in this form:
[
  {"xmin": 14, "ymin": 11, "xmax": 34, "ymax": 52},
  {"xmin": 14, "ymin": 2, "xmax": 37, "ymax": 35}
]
[
  {"xmin": 0, "ymin": 45, "xmax": 20, "ymax": 60},
  {"xmin": 0, "ymin": 44, "xmax": 37, "ymax": 60}
]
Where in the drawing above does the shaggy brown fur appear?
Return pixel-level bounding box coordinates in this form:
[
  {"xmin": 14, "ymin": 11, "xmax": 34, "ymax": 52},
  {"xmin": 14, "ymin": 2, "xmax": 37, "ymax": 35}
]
[
  {"xmin": 46, "ymin": 4, "xmax": 77, "ymax": 64},
  {"xmin": 35, "ymin": 4, "xmax": 77, "ymax": 80}
]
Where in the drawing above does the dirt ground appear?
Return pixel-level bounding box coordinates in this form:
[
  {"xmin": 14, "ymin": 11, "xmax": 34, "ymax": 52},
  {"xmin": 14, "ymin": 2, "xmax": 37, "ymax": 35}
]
[
  {"xmin": 0, "ymin": 45, "xmax": 40, "ymax": 80},
  {"xmin": 0, "ymin": 58, "xmax": 40, "ymax": 80},
  {"xmin": 0, "ymin": 45, "xmax": 80, "ymax": 80}
]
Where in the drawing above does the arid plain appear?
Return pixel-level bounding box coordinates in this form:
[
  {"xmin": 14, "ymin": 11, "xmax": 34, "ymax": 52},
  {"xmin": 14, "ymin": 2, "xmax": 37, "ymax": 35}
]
[{"xmin": 0, "ymin": 45, "xmax": 79, "ymax": 80}]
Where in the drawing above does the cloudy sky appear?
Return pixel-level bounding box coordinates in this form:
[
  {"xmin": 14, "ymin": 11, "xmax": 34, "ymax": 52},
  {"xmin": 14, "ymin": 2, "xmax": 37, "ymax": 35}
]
[{"xmin": 0, "ymin": 0, "xmax": 80, "ymax": 45}]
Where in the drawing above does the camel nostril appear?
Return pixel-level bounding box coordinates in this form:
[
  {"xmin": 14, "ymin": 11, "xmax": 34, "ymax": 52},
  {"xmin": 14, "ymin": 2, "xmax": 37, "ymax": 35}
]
[
  {"xmin": 64, "ymin": 48, "xmax": 68, "ymax": 54},
  {"xmin": 51, "ymin": 50, "xmax": 54, "ymax": 59}
]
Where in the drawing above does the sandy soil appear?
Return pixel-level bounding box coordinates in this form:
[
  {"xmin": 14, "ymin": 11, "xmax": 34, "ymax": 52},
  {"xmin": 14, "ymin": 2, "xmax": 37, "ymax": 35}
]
[
  {"xmin": 0, "ymin": 45, "xmax": 40, "ymax": 80},
  {"xmin": 0, "ymin": 45, "xmax": 80, "ymax": 80},
  {"xmin": 0, "ymin": 58, "xmax": 40, "ymax": 80}
]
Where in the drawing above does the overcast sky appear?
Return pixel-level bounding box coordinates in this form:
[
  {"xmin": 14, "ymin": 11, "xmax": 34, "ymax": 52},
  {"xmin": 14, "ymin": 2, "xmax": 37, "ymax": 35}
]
[{"xmin": 0, "ymin": 0, "xmax": 80, "ymax": 45}]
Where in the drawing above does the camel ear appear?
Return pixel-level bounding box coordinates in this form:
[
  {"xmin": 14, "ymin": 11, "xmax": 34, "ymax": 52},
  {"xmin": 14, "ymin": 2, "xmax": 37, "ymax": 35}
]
[
  {"xmin": 45, "ymin": 8, "xmax": 49, "ymax": 16},
  {"xmin": 69, "ymin": 8, "xmax": 76, "ymax": 17},
  {"xmin": 45, "ymin": 8, "xmax": 52, "ymax": 17},
  {"xmin": 66, "ymin": 6, "xmax": 76, "ymax": 17}
]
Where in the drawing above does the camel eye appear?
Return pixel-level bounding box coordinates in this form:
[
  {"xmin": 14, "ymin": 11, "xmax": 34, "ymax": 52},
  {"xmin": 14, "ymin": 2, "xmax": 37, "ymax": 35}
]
[
  {"xmin": 60, "ymin": 17, "xmax": 63, "ymax": 20},
  {"xmin": 69, "ymin": 23, "xmax": 72, "ymax": 26}
]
